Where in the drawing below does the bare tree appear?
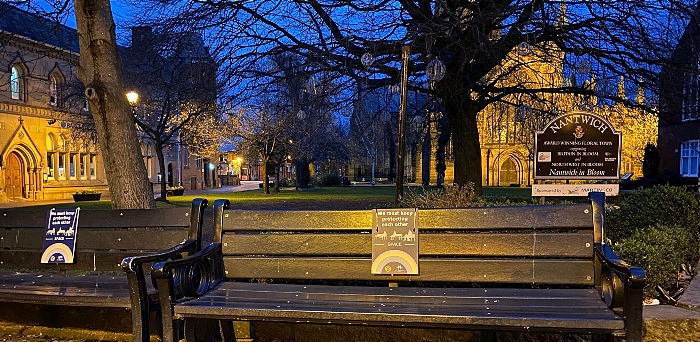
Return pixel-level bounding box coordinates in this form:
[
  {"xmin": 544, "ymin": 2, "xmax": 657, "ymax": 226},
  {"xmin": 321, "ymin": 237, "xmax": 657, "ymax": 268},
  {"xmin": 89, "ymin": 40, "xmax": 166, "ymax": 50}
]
[
  {"xmin": 123, "ymin": 28, "xmax": 218, "ymax": 201},
  {"xmin": 126, "ymin": 0, "xmax": 694, "ymax": 194},
  {"xmin": 74, "ymin": 0, "xmax": 155, "ymax": 208}
]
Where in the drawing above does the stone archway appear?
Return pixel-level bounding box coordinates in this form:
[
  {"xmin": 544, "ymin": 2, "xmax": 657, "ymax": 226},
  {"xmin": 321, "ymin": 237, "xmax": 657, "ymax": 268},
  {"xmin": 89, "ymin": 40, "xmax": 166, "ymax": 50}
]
[{"xmin": 5, "ymin": 151, "xmax": 23, "ymax": 198}]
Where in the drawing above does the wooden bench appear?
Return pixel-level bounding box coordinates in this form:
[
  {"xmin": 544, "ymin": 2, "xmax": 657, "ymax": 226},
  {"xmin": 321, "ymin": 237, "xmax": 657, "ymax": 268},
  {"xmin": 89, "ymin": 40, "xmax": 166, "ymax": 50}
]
[
  {"xmin": 0, "ymin": 198, "xmax": 207, "ymax": 342},
  {"xmin": 149, "ymin": 193, "xmax": 645, "ymax": 342}
]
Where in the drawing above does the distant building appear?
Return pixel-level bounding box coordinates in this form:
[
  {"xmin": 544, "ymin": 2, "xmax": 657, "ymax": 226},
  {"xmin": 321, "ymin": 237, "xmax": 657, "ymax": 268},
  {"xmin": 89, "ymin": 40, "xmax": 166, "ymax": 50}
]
[{"xmin": 122, "ymin": 26, "xmax": 218, "ymax": 190}]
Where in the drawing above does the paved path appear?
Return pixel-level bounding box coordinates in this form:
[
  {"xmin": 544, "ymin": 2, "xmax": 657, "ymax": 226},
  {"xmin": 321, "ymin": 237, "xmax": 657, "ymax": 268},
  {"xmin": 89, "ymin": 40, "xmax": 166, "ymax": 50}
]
[{"xmin": 0, "ymin": 181, "xmax": 261, "ymax": 208}]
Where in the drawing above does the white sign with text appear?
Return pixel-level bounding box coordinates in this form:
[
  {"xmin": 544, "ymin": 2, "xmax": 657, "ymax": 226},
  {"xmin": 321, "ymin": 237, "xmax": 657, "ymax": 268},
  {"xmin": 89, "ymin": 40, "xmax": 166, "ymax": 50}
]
[{"xmin": 531, "ymin": 184, "xmax": 619, "ymax": 197}]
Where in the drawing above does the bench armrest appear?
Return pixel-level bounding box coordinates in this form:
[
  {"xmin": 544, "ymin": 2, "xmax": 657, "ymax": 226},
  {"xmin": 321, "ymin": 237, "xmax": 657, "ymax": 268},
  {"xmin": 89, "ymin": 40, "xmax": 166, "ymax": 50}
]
[
  {"xmin": 595, "ymin": 243, "xmax": 646, "ymax": 289},
  {"xmin": 151, "ymin": 243, "xmax": 223, "ymax": 342},
  {"xmin": 121, "ymin": 239, "xmax": 197, "ymax": 273},
  {"xmin": 152, "ymin": 242, "xmax": 223, "ymax": 300},
  {"xmin": 595, "ymin": 242, "xmax": 646, "ymax": 342}
]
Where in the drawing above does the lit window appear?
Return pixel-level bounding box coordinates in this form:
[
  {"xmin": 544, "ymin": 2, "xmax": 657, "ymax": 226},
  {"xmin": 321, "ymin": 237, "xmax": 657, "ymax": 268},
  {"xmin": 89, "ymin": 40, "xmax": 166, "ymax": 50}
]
[
  {"xmin": 681, "ymin": 140, "xmax": 700, "ymax": 177},
  {"xmin": 11, "ymin": 65, "xmax": 23, "ymax": 100},
  {"xmin": 90, "ymin": 154, "xmax": 96, "ymax": 178},
  {"xmin": 69, "ymin": 153, "xmax": 77, "ymax": 179},
  {"xmin": 80, "ymin": 154, "xmax": 86, "ymax": 178},
  {"xmin": 58, "ymin": 153, "xmax": 66, "ymax": 179}
]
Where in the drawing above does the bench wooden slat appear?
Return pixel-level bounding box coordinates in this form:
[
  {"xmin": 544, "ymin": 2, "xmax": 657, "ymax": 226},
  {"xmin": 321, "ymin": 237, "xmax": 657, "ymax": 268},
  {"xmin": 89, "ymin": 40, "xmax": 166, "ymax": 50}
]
[
  {"xmin": 1, "ymin": 229, "xmax": 188, "ymax": 250},
  {"xmin": 223, "ymin": 257, "xmax": 594, "ymax": 285},
  {"xmin": 0, "ymin": 271, "xmax": 131, "ymax": 307},
  {"xmin": 0, "ymin": 208, "xmax": 192, "ymax": 228},
  {"xmin": 174, "ymin": 282, "xmax": 622, "ymax": 331},
  {"xmin": 223, "ymin": 233, "xmax": 593, "ymax": 258},
  {"xmin": 0, "ymin": 250, "xmax": 174, "ymax": 272},
  {"xmin": 222, "ymin": 204, "xmax": 593, "ymax": 231}
]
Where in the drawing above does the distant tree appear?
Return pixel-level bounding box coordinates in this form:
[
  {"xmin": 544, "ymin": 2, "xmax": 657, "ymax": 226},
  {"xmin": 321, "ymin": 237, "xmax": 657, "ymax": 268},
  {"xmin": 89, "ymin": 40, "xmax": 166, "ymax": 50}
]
[{"xmin": 643, "ymin": 143, "xmax": 660, "ymax": 179}]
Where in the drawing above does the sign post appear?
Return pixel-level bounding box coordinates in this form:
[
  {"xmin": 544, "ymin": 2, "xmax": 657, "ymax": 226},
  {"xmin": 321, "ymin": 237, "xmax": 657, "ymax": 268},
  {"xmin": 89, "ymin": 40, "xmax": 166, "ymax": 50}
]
[
  {"xmin": 533, "ymin": 111, "xmax": 621, "ymax": 196},
  {"xmin": 371, "ymin": 209, "xmax": 418, "ymax": 275},
  {"xmin": 41, "ymin": 208, "xmax": 80, "ymax": 263}
]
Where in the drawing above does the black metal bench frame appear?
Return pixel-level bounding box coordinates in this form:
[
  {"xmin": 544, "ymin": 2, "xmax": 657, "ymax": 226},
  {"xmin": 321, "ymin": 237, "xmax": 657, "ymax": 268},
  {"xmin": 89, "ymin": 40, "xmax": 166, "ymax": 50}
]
[
  {"xmin": 146, "ymin": 193, "xmax": 645, "ymax": 342},
  {"xmin": 0, "ymin": 198, "xmax": 207, "ymax": 342}
]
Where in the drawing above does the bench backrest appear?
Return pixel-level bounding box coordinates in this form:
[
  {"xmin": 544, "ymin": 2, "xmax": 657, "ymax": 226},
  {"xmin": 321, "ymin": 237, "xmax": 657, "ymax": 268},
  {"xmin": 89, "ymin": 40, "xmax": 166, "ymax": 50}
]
[
  {"xmin": 214, "ymin": 194, "xmax": 605, "ymax": 286},
  {"xmin": 0, "ymin": 199, "xmax": 206, "ymax": 272}
]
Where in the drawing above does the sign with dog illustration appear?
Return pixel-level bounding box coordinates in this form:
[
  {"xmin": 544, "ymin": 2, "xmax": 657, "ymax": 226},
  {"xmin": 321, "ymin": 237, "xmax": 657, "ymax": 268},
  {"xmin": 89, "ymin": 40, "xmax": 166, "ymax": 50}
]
[
  {"xmin": 371, "ymin": 209, "xmax": 418, "ymax": 275},
  {"xmin": 41, "ymin": 208, "xmax": 80, "ymax": 263}
]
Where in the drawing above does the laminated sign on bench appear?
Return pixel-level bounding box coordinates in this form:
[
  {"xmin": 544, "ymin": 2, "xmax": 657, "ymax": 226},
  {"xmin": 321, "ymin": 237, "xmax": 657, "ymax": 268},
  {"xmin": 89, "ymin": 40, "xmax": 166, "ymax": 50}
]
[
  {"xmin": 41, "ymin": 208, "xmax": 80, "ymax": 263},
  {"xmin": 371, "ymin": 208, "xmax": 418, "ymax": 275}
]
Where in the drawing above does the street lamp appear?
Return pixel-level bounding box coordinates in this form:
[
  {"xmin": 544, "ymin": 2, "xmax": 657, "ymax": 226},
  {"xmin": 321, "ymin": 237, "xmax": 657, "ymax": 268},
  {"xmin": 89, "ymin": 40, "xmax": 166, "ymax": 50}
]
[{"xmin": 126, "ymin": 91, "xmax": 139, "ymax": 114}]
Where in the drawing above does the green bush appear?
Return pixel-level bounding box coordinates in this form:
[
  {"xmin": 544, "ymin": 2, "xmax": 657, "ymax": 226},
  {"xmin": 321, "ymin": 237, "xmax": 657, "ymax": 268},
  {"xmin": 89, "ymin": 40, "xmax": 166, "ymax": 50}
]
[
  {"xmin": 398, "ymin": 184, "xmax": 476, "ymax": 208},
  {"xmin": 319, "ymin": 174, "xmax": 342, "ymax": 186},
  {"xmin": 612, "ymin": 224, "xmax": 696, "ymax": 298},
  {"xmin": 606, "ymin": 185, "xmax": 700, "ymax": 242}
]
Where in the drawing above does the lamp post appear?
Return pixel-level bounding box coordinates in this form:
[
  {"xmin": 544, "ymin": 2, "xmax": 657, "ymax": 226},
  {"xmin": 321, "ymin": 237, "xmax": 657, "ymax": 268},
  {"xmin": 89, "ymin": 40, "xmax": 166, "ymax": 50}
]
[{"xmin": 396, "ymin": 45, "xmax": 410, "ymax": 203}]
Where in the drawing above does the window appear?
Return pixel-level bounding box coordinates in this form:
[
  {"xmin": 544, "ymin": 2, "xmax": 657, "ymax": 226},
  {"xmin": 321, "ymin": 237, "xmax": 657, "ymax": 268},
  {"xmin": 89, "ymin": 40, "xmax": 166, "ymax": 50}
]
[
  {"xmin": 90, "ymin": 154, "xmax": 96, "ymax": 178},
  {"xmin": 681, "ymin": 140, "xmax": 700, "ymax": 177},
  {"xmin": 683, "ymin": 60, "xmax": 700, "ymax": 121},
  {"xmin": 58, "ymin": 153, "xmax": 66, "ymax": 179},
  {"xmin": 183, "ymin": 147, "xmax": 190, "ymax": 169},
  {"xmin": 49, "ymin": 74, "xmax": 61, "ymax": 107},
  {"xmin": 46, "ymin": 154, "xmax": 55, "ymax": 179},
  {"xmin": 69, "ymin": 153, "xmax": 77, "ymax": 179},
  {"xmin": 80, "ymin": 154, "xmax": 86, "ymax": 178},
  {"xmin": 46, "ymin": 134, "xmax": 56, "ymax": 180},
  {"xmin": 11, "ymin": 65, "xmax": 23, "ymax": 101}
]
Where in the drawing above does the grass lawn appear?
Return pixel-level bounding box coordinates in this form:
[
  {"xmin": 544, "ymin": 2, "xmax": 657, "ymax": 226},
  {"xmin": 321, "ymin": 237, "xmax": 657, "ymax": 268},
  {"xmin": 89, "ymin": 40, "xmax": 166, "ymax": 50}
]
[{"xmin": 17, "ymin": 186, "xmax": 538, "ymax": 211}]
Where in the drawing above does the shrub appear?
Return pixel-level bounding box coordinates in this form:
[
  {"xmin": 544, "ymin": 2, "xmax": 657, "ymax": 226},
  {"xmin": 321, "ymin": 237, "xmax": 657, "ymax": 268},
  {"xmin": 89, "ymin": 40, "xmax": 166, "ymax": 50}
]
[
  {"xmin": 612, "ymin": 224, "xmax": 697, "ymax": 298},
  {"xmin": 606, "ymin": 185, "xmax": 700, "ymax": 242},
  {"xmin": 319, "ymin": 174, "xmax": 342, "ymax": 187},
  {"xmin": 76, "ymin": 189, "xmax": 99, "ymax": 195},
  {"xmin": 398, "ymin": 184, "xmax": 476, "ymax": 208},
  {"xmin": 279, "ymin": 178, "xmax": 295, "ymax": 188}
]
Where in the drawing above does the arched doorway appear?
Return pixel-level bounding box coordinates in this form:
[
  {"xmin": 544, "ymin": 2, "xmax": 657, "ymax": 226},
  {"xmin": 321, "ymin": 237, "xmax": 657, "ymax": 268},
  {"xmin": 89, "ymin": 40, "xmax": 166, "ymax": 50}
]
[
  {"xmin": 5, "ymin": 152, "xmax": 24, "ymax": 198},
  {"xmin": 500, "ymin": 157, "xmax": 519, "ymax": 186}
]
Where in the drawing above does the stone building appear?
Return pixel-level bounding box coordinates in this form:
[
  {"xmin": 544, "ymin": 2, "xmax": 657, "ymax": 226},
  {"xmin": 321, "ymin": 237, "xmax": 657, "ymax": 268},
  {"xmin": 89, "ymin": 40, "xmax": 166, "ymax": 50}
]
[
  {"xmin": 414, "ymin": 44, "xmax": 657, "ymax": 187},
  {"xmin": 0, "ymin": 3, "xmax": 108, "ymax": 201}
]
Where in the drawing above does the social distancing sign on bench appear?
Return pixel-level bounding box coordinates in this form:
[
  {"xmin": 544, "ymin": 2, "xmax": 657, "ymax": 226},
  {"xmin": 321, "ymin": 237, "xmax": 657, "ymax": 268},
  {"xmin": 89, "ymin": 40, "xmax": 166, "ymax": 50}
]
[
  {"xmin": 41, "ymin": 208, "xmax": 80, "ymax": 263},
  {"xmin": 371, "ymin": 208, "xmax": 419, "ymax": 275}
]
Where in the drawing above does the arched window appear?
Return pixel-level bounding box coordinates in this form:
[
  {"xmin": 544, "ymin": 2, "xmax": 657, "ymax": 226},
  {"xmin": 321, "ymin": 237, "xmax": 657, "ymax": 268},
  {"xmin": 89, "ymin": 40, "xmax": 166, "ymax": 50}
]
[
  {"xmin": 11, "ymin": 65, "xmax": 24, "ymax": 101},
  {"xmin": 49, "ymin": 73, "xmax": 62, "ymax": 107}
]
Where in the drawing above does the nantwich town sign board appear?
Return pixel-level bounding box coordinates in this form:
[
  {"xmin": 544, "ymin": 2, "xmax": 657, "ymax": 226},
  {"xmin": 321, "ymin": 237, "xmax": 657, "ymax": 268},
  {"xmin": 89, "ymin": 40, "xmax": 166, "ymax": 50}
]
[{"xmin": 533, "ymin": 111, "xmax": 621, "ymax": 196}]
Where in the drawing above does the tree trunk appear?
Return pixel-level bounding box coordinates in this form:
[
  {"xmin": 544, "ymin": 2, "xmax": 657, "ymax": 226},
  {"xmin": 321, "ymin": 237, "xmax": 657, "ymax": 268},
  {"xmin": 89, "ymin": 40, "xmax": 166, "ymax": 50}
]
[
  {"xmin": 274, "ymin": 162, "xmax": 281, "ymax": 192},
  {"xmin": 74, "ymin": 0, "xmax": 155, "ymax": 209},
  {"xmin": 156, "ymin": 140, "xmax": 167, "ymax": 201},
  {"xmin": 443, "ymin": 98, "xmax": 483, "ymax": 195},
  {"xmin": 261, "ymin": 156, "xmax": 270, "ymax": 194},
  {"xmin": 296, "ymin": 160, "xmax": 310, "ymax": 188}
]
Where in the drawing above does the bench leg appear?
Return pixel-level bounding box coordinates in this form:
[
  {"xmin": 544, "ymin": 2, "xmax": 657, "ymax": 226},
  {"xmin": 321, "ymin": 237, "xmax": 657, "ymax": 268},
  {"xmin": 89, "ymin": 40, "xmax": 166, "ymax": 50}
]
[
  {"xmin": 480, "ymin": 330, "xmax": 496, "ymax": 342},
  {"xmin": 219, "ymin": 320, "xmax": 253, "ymax": 342},
  {"xmin": 184, "ymin": 318, "xmax": 218, "ymax": 342}
]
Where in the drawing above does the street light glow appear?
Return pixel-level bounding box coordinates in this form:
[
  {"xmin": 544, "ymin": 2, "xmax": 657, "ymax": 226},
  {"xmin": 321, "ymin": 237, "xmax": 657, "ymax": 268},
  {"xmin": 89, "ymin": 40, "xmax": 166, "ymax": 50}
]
[{"xmin": 126, "ymin": 91, "xmax": 139, "ymax": 106}]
